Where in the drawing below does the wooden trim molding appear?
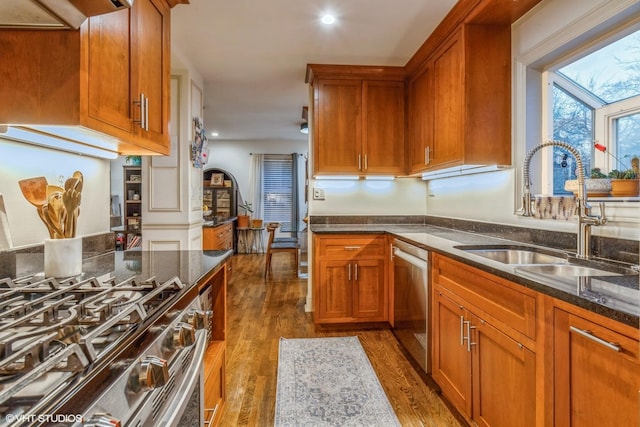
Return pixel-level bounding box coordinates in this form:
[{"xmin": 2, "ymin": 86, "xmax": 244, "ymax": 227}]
[{"xmin": 166, "ymin": 0, "xmax": 189, "ymax": 7}]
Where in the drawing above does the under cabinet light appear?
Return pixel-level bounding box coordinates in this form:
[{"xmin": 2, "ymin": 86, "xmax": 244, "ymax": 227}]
[
  {"xmin": 421, "ymin": 165, "xmax": 508, "ymax": 180},
  {"xmin": 364, "ymin": 175, "xmax": 395, "ymax": 181},
  {"xmin": 1, "ymin": 126, "xmax": 119, "ymax": 159},
  {"xmin": 314, "ymin": 175, "xmax": 360, "ymax": 180}
]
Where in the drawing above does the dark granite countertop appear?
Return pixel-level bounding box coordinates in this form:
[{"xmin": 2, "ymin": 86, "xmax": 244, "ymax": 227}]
[
  {"xmin": 0, "ymin": 249, "xmax": 233, "ymax": 289},
  {"xmin": 202, "ymin": 217, "xmax": 237, "ymax": 228},
  {"xmin": 311, "ymin": 223, "xmax": 640, "ymax": 328}
]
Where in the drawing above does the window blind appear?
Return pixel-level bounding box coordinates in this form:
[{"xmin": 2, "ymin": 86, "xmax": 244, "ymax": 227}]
[{"xmin": 263, "ymin": 155, "xmax": 293, "ymax": 232}]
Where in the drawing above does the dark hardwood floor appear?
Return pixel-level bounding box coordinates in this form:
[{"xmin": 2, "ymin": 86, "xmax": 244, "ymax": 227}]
[{"xmin": 220, "ymin": 253, "xmax": 462, "ymax": 426}]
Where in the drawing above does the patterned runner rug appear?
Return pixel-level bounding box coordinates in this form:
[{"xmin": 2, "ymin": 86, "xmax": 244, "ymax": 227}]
[{"xmin": 274, "ymin": 336, "xmax": 401, "ymax": 426}]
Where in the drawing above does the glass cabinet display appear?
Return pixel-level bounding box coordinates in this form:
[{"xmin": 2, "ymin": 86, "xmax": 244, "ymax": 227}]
[
  {"xmin": 204, "ymin": 187, "xmax": 233, "ymax": 220},
  {"xmin": 203, "ymin": 169, "xmax": 237, "ymax": 221}
]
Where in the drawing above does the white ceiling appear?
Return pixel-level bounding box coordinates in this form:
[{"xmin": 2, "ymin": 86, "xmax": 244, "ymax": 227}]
[{"xmin": 171, "ymin": 0, "xmax": 457, "ymax": 143}]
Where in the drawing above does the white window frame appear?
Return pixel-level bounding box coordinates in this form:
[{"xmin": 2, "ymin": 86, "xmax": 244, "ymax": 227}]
[
  {"xmin": 594, "ymin": 95, "xmax": 640, "ymax": 171},
  {"xmin": 513, "ymin": 0, "xmax": 640, "ymax": 222}
]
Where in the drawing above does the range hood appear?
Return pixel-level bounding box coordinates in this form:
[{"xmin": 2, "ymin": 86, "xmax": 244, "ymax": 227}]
[{"xmin": 0, "ymin": 0, "xmax": 133, "ymax": 30}]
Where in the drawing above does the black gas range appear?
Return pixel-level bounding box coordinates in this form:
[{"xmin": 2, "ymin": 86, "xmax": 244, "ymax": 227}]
[{"xmin": 0, "ymin": 250, "xmax": 231, "ymax": 427}]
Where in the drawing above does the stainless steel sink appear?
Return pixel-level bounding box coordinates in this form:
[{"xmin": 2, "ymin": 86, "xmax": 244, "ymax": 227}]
[
  {"xmin": 515, "ymin": 264, "xmax": 623, "ymax": 277},
  {"xmin": 455, "ymin": 245, "xmax": 567, "ymax": 265}
]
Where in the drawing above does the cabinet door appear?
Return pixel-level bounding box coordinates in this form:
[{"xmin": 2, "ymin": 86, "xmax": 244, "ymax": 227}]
[
  {"xmin": 432, "ymin": 288, "xmax": 472, "ymax": 415},
  {"xmin": 204, "ymin": 345, "xmax": 226, "ymax": 426},
  {"xmin": 430, "ymin": 29, "xmax": 463, "ymax": 169},
  {"xmin": 554, "ymin": 308, "xmax": 640, "ymax": 426},
  {"xmin": 407, "ymin": 64, "xmax": 433, "ymax": 174},
  {"xmin": 314, "ymin": 79, "xmax": 362, "ymax": 174},
  {"xmin": 471, "ymin": 313, "xmax": 536, "ymax": 427},
  {"xmin": 130, "ymin": 0, "xmax": 171, "ymax": 151},
  {"xmin": 316, "ymin": 259, "xmax": 352, "ymax": 321},
  {"xmin": 362, "ymin": 80, "xmax": 405, "ymax": 174},
  {"xmin": 84, "ymin": 9, "xmax": 133, "ymax": 136},
  {"xmin": 351, "ymin": 259, "xmax": 386, "ymax": 320},
  {"xmin": 202, "ymin": 228, "xmax": 215, "ymax": 250}
]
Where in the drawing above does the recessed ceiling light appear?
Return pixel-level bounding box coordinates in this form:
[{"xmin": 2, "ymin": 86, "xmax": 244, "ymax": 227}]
[
  {"xmin": 211, "ymin": 131, "xmax": 219, "ymax": 137},
  {"xmin": 320, "ymin": 13, "xmax": 336, "ymax": 25}
]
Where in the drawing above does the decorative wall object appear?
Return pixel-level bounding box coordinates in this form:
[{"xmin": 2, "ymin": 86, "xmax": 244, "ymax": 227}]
[
  {"xmin": 191, "ymin": 117, "xmax": 208, "ymax": 168},
  {"xmin": 210, "ymin": 173, "xmax": 224, "ymax": 186}
]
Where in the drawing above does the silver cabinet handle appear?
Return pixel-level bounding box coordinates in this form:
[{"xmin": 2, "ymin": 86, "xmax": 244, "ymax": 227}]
[
  {"xmin": 348, "ymin": 263, "xmax": 352, "ymax": 281},
  {"xmin": 464, "ymin": 320, "xmax": 476, "ymax": 352},
  {"xmin": 570, "ymin": 326, "xmax": 620, "ymax": 352},
  {"xmin": 204, "ymin": 406, "xmax": 218, "ymax": 425},
  {"xmin": 425, "ymin": 146, "xmax": 431, "ymax": 165},
  {"xmin": 133, "ymin": 93, "xmax": 146, "ymax": 129},
  {"xmin": 358, "ymin": 154, "xmax": 362, "ymax": 170},
  {"xmin": 343, "ymin": 246, "xmax": 361, "ymax": 250},
  {"xmin": 144, "ymin": 95, "xmax": 149, "ymax": 131},
  {"xmin": 460, "ymin": 315, "xmax": 465, "ymax": 346},
  {"xmin": 133, "ymin": 93, "xmax": 149, "ymax": 131},
  {"xmin": 354, "ymin": 263, "xmax": 358, "ymax": 281},
  {"xmin": 364, "ymin": 154, "xmax": 368, "ymax": 170}
]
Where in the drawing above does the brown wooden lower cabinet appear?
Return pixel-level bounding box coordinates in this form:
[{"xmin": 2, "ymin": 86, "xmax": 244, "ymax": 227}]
[
  {"xmin": 203, "ymin": 222, "xmax": 233, "ymax": 250},
  {"xmin": 313, "ymin": 234, "xmax": 388, "ymax": 324},
  {"xmin": 553, "ymin": 303, "xmax": 640, "ymax": 426},
  {"xmin": 199, "ymin": 262, "xmax": 228, "ymax": 427},
  {"xmin": 432, "ymin": 286, "xmax": 536, "ymax": 427},
  {"xmin": 431, "ymin": 253, "xmax": 638, "ymax": 427},
  {"xmin": 204, "ymin": 343, "xmax": 226, "ymax": 426}
]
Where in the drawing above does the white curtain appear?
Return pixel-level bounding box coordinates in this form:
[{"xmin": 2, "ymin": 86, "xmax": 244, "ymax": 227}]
[{"xmin": 249, "ymin": 153, "xmax": 263, "ymax": 219}]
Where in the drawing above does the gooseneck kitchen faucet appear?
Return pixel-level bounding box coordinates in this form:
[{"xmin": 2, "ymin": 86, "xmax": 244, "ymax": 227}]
[{"xmin": 522, "ymin": 140, "xmax": 607, "ymax": 259}]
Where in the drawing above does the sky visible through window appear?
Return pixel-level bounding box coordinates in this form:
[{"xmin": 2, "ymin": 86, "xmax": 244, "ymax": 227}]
[
  {"xmin": 551, "ymin": 28, "xmax": 640, "ymax": 193},
  {"xmin": 559, "ymin": 29, "xmax": 640, "ymax": 104}
]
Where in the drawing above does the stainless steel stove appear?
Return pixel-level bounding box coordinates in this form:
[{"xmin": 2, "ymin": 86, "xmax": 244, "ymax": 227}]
[{"xmin": 0, "ymin": 271, "xmax": 209, "ymax": 427}]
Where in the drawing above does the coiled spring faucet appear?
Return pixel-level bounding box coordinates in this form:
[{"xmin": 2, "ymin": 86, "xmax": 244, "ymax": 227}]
[{"xmin": 522, "ymin": 140, "xmax": 607, "ymax": 259}]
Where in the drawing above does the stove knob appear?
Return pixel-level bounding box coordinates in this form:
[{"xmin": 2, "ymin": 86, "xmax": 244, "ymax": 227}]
[
  {"xmin": 184, "ymin": 309, "xmax": 208, "ymax": 330},
  {"xmin": 84, "ymin": 413, "xmax": 122, "ymax": 427},
  {"xmin": 165, "ymin": 322, "xmax": 196, "ymax": 350},
  {"xmin": 128, "ymin": 356, "xmax": 169, "ymax": 393}
]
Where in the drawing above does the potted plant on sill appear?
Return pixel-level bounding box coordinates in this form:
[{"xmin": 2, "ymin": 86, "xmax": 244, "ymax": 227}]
[
  {"xmin": 237, "ymin": 201, "xmax": 253, "ymax": 228},
  {"xmin": 564, "ymin": 168, "xmax": 612, "ymax": 197},
  {"xmin": 608, "ymin": 165, "xmax": 639, "ymax": 197}
]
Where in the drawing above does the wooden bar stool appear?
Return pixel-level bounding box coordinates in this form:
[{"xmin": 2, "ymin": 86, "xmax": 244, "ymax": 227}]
[{"xmin": 265, "ymin": 223, "xmax": 299, "ymax": 276}]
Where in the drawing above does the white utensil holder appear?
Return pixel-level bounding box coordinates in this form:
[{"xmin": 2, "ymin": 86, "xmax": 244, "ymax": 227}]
[{"xmin": 44, "ymin": 237, "xmax": 82, "ymax": 277}]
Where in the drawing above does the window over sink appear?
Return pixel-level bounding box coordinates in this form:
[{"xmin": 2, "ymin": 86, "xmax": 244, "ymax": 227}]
[
  {"xmin": 513, "ymin": 0, "xmax": 640, "ymax": 204},
  {"xmin": 545, "ymin": 28, "xmax": 640, "ymax": 195}
]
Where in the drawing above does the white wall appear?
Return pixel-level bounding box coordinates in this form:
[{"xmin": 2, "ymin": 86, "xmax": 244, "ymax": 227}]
[
  {"xmin": 206, "ymin": 139, "xmax": 309, "ymax": 207},
  {"xmin": 0, "ymin": 140, "xmax": 111, "ymax": 248}
]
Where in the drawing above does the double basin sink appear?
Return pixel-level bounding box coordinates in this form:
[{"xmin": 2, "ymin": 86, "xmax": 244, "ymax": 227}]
[{"xmin": 454, "ymin": 245, "xmax": 638, "ymax": 278}]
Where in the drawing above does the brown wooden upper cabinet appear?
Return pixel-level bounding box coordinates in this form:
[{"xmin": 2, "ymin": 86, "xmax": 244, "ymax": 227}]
[
  {"xmin": 407, "ymin": 24, "xmax": 512, "ymax": 175},
  {"xmin": 0, "ymin": 0, "xmax": 172, "ymax": 156},
  {"xmin": 306, "ymin": 65, "xmax": 406, "ymax": 176}
]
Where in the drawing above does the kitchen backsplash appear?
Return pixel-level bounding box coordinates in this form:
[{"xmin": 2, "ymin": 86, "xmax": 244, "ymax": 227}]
[{"xmin": 0, "ymin": 232, "xmax": 115, "ymax": 278}]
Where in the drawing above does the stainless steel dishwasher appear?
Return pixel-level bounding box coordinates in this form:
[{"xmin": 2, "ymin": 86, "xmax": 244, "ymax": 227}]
[{"xmin": 391, "ymin": 238, "xmax": 429, "ymax": 372}]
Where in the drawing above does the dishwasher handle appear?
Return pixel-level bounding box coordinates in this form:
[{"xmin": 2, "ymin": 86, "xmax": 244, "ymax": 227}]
[{"xmin": 393, "ymin": 246, "xmax": 428, "ymax": 270}]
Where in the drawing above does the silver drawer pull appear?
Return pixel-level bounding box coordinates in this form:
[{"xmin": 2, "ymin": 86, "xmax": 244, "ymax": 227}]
[
  {"xmin": 569, "ymin": 326, "xmax": 620, "ymax": 352},
  {"xmin": 343, "ymin": 246, "xmax": 361, "ymax": 250}
]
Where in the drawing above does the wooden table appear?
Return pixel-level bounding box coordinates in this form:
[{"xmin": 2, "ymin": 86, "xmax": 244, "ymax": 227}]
[{"xmin": 236, "ymin": 227, "xmax": 265, "ymax": 254}]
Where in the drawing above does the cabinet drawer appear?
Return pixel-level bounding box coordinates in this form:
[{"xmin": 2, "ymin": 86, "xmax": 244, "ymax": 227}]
[
  {"xmin": 432, "ymin": 254, "xmax": 537, "ymax": 340},
  {"xmin": 204, "ymin": 223, "xmax": 233, "ymax": 250},
  {"xmin": 316, "ymin": 235, "xmax": 386, "ymax": 259}
]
